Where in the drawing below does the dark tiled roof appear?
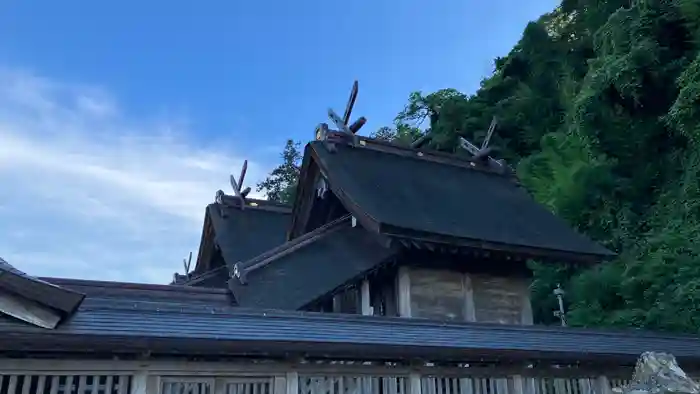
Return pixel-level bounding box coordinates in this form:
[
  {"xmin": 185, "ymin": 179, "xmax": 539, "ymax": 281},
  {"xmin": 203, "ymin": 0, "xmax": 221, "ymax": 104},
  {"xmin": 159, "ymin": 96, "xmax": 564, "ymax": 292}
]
[
  {"xmin": 310, "ymin": 141, "xmax": 614, "ymax": 262},
  {"xmin": 0, "ymin": 258, "xmax": 85, "ymax": 314},
  {"xmin": 0, "ymin": 281, "xmax": 699, "ymax": 364},
  {"xmin": 229, "ymin": 217, "xmax": 396, "ymax": 309},
  {"xmin": 43, "ymin": 277, "xmax": 232, "ymax": 306},
  {"xmin": 191, "ymin": 200, "xmax": 291, "ymax": 278}
]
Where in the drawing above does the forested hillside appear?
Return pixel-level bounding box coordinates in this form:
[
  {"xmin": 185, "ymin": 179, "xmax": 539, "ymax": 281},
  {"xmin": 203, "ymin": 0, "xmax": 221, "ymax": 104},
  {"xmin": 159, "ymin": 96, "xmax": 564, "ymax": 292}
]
[{"xmin": 258, "ymin": 0, "xmax": 700, "ymax": 333}]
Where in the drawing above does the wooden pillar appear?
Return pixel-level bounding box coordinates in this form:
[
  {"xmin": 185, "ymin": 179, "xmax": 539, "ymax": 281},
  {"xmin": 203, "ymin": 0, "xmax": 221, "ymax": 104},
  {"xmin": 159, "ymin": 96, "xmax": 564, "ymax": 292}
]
[
  {"xmin": 521, "ymin": 377, "xmax": 537, "ymax": 394},
  {"xmin": 597, "ymin": 376, "xmax": 612, "ymax": 394},
  {"xmin": 463, "ymin": 274, "xmax": 476, "ymax": 322},
  {"xmin": 286, "ymin": 372, "xmax": 299, "ymax": 394},
  {"xmin": 512, "ymin": 375, "xmax": 525, "ymax": 394},
  {"xmin": 274, "ymin": 376, "xmax": 286, "ymax": 394},
  {"xmin": 459, "ymin": 378, "xmax": 474, "ymax": 394},
  {"xmin": 130, "ymin": 370, "xmax": 149, "ymax": 394},
  {"xmin": 409, "ymin": 372, "xmax": 422, "ymax": 394},
  {"xmin": 361, "ymin": 279, "xmax": 372, "ymax": 315},
  {"xmin": 397, "ymin": 267, "xmax": 412, "ymax": 317},
  {"xmin": 332, "ymin": 295, "xmax": 342, "ymax": 313}
]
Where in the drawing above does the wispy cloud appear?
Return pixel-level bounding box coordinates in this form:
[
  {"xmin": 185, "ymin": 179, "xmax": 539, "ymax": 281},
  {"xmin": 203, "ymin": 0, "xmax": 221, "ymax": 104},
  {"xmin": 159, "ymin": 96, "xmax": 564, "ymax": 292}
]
[{"xmin": 0, "ymin": 68, "xmax": 267, "ymax": 283}]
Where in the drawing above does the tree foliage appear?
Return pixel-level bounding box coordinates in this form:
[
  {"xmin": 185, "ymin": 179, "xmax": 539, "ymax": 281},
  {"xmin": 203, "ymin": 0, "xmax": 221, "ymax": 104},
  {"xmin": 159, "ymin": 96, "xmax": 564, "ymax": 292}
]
[
  {"xmin": 256, "ymin": 139, "xmax": 302, "ymax": 205},
  {"xmin": 383, "ymin": 0, "xmax": 700, "ymax": 332},
  {"xmin": 263, "ymin": 0, "xmax": 700, "ymax": 333}
]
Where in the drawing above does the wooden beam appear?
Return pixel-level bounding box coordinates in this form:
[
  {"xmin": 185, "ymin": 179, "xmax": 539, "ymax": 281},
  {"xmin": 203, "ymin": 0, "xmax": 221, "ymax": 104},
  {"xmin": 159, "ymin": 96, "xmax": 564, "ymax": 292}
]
[
  {"xmin": 411, "ymin": 134, "xmax": 432, "ymax": 148},
  {"xmin": 481, "ymin": 116, "xmax": 498, "ymax": 150},
  {"xmin": 328, "ymin": 108, "xmax": 354, "ymax": 135},
  {"xmin": 238, "ymin": 159, "xmax": 248, "ymax": 190},
  {"xmin": 349, "ymin": 117, "xmax": 366, "ymax": 134},
  {"xmin": 343, "ymin": 80, "xmax": 359, "ymax": 125}
]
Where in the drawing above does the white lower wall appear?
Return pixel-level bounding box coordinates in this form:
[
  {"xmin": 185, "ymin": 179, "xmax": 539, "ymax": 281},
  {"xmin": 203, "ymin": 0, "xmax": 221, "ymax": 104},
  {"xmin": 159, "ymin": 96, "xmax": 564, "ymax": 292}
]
[{"xmin": 0, "ymin": 358, "xmax": 638, "ymax": 394}]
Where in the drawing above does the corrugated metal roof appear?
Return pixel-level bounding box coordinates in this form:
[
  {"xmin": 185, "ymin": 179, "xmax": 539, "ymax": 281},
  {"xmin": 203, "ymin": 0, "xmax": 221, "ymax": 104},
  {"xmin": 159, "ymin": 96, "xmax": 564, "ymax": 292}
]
[{"xmin": 0, "ymin": 282, "xmax": 698, "ymax": 364}]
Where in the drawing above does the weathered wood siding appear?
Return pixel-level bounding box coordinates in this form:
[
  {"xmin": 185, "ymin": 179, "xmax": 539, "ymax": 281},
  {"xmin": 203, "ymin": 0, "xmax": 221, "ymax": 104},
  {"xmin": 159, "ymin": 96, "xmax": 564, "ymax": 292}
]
[
  {"xmin": 408, "ymin": 269, "xmax": 467, "ymax": 321},
  {"xmin": 401, "ymin": 267, "xmax": 533, "ymax": 325},
  {"xmin": 472, "ymin": 275, "xmax": 533, "ymax": 325}
]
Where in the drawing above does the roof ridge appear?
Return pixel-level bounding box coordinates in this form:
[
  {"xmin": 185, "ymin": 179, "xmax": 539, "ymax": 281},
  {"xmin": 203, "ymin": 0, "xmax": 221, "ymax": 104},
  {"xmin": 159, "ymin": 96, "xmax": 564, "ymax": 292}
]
[
  {"xmin": 177, "ymin": 265, "xmax": 227, "ymax": 286},
  {"xmin": 347, "ymin": 137, "xmax": 519, "ymax": 181},
  {"xmin": 231, "ymin": 215, "xmax": 352, "ymax": 284},
  {"xmin": 44, "ymin": 277, "xmax": 229, "ymax": 294},
  {"xmin": 209, "ymin": 198, "xmax": 293, "ymax": 215}
]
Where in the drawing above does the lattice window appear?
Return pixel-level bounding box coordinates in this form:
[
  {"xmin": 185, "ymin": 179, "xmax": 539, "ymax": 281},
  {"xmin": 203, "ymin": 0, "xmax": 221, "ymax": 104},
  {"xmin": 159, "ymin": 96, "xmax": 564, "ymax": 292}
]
[
  {"xmin": 160, "ymin": 376, "xmax": 274, "ymax": 394},
  {"xmin": 0, "ymin": 374, "xmax": 131, "ymax": 394},
  {"xmin": 161, "ymin": 377, "xmax": 215, "ymax": 394},
  {"xmin": 422, "ymin": 376, "xmax": 513, "ymax": 394},
  {"xmin": 609, "ymin": 379, "xmax": 631, "ymax": 392},
  {"xmin": 222, "ymin": 378, "xmax": 273, "ymax": 394},
  {"xmin": 531, "ymin": 377, "xmax": 599, "ymax": 394},
  {"xmin": 299, "ymin": 375, "xmax": 408, "ymax": 394}
]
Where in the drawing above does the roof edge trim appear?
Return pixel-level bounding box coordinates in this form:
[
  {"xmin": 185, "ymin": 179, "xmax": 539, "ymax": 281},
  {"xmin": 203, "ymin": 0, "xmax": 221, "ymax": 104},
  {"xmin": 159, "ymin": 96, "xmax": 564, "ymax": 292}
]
[
  {"xmin": 0, "ymin": 287, "xmax": 61, "ymax": 329},
  {"xmin": 0, "ymin": 259, "xmax": 86, "ymax": 329},
  {"xmin": 382, "ymin": 225, "xmax": 616, "ymax": 263},
  {"xmin": 213, "ymin": 196, "xmax": 293, "ymax": 215},
  {"xmin": 231, "ymin": 215, "xmax": 352, "ymax": 284}
]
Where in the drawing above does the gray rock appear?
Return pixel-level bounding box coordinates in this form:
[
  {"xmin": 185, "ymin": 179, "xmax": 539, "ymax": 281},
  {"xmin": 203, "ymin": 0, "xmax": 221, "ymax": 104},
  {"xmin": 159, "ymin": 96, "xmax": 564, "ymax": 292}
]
[{"xmin": 613, "ymin": 352, "xmax": 700, "ymax": 394}]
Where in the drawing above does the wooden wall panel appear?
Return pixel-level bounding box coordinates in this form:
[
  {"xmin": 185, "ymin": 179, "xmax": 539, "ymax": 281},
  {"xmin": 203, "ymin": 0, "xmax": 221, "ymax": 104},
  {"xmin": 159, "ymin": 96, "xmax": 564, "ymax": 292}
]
[
  {"xmin": 471, "ymin": 275, "xmax": 532, "ymax": 325},
  {"xmin": 408, "ymin": 269, "xmax": 466, "ymax": 321}
]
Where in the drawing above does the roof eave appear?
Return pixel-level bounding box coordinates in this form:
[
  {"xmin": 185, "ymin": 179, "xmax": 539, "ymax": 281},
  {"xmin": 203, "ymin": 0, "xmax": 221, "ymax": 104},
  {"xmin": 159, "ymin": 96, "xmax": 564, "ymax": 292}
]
[
  {"xmin": 381, "ymin": 224, "xmax": 615, "ymax": 265},
  {"xmin": 0, "ymin": 328, "xmax": 696, "ymax": 368},
  {"xmin": 287, "ymin": 144, "xmax": 319, "ymax": 241},
  {"xmin": 192, "ymin": 205, "xmax": 216, "ymax": 274}
]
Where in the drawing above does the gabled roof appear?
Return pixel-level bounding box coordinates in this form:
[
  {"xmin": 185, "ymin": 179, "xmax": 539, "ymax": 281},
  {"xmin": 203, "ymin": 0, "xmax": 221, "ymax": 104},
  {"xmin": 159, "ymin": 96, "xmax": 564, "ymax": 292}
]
[
  {"xmin": 228, "ymin": 216, "xmax": 396, "ymax": 309},
  {"xmin": 189, "ymin": 197, "xmax": 291, "ymax": 283},
  {"xmin": 0, "ymin": 258, "xmax": 85, "ymax": 329},
  {"xmin": 301, "ymin": 139, "xmax": 614, "ymax": 263},
  {"xmin": 0, "ymin": 277, "xmax": 699, "ymax": 365}
]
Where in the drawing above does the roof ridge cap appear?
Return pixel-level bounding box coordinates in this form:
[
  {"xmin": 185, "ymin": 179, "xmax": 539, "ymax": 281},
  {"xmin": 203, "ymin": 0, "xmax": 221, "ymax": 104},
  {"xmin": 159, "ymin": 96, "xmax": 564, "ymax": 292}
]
[{"xmin": 316, "ymin": 139, "xmax": 519, "ymax": 182}]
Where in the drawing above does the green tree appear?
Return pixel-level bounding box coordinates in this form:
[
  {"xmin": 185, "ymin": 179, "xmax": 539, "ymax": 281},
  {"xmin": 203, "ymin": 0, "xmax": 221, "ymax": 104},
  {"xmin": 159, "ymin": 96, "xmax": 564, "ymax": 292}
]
[
  {"xmin": 384, "ymin": 0, "xmax": 700, "ymax": 333},
  {"xmin": 256, "ymin": 139, "xmax": 302, "ymax": 205}
]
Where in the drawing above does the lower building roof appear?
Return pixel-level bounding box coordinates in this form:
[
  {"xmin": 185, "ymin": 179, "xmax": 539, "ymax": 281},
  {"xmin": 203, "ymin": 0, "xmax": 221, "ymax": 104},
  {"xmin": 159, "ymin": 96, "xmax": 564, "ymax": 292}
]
[
  {"xmin": 229, "ymin": 216, "xmax": 396, "ymax": 309},
  {"xmin": 191, "ymin": 200, "xmax": 292, "ymax": 277},
  {"xmin": 0, "ymin": 277, "xmax": 698, "ymax": 366}
]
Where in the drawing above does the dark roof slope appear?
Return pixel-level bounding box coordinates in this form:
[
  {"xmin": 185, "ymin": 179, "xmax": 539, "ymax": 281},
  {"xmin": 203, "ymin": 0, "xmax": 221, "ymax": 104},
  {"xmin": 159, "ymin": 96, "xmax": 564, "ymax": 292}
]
[
  {"xmin": 190, "ymin": 200, "xmax": 291, "ymax": 279},
  {"xmin": 0, "ymin": 282, "xmax": 699, "ymax": 365},
  {"xmin": 210, "ymin": 201, "xmax": 292, "ymax": 263},
  {"xmin": 229, "ymin": 216, "xmax": 396, "ymax": 309},
  {"xmin": 310, "ymin": 140, "xmax": 613, "ymax": 262},
  {"xmin": 181, "ymin": 266, "xmax": 231, "ymax": 288},
  {"xmin": 0, "ymin": 258, "xmax": 85, "ymax": 315},
  {"xmin": 44, "ymin": 277, "xmax": 232, "ymax": 306},
  {"xmin": 0, "ymin": 258, "xmax": 85, "ymax": 329}
]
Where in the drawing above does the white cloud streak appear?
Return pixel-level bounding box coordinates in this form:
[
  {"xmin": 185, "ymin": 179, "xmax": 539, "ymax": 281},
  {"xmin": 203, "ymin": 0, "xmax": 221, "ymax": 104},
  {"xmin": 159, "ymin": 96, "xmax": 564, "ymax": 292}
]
[{"xmin": 0, "ymin": 68, "xmax": 268, "ymax": 283}]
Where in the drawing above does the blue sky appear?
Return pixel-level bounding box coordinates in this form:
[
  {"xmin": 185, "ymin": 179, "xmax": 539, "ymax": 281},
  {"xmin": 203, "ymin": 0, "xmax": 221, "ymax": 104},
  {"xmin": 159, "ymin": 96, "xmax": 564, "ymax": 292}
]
[{"xmin": 0, "ymin": 0, "xmax": 558, "ymax": 283}]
